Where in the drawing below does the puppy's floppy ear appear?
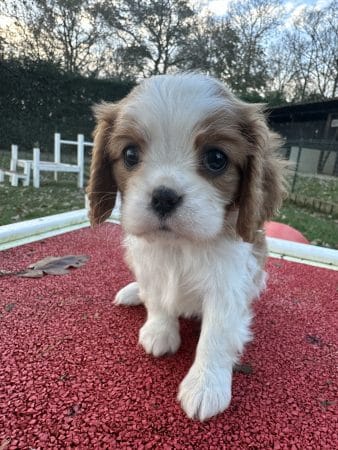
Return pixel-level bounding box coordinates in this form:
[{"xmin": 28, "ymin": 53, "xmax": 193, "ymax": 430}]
[
  {"xmin": 87, "ymin": 102, "xmax": 118, "ymax": 226},
  {"xmin": 236, "ymin": 105, "xmax": 286, "ymax": 243}
]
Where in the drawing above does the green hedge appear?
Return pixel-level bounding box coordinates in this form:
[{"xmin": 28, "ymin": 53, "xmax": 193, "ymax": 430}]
[{"xmin": 0, "ymin": 59, "xmax": 134, "ymax": 152}]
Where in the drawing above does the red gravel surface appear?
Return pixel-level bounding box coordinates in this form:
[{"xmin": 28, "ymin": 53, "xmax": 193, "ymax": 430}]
[{"xmin": 0, "ymin": 224, "xmax": 337, "ymax": 450}]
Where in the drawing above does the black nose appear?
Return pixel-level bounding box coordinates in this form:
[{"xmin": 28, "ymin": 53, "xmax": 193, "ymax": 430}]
[{"xmin": 151, "ymin": 186, "xmax": 182, "ymax": 217}]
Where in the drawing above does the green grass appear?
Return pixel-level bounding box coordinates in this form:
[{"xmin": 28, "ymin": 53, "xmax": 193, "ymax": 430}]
[
  {"xmin": 290, "ymin": 174, "xmax": 338, "ymax": 203},
  {"xmin": 0, "ymin": 150, "xmax": 88, "ymax": 225},
  {"xmin": 0, "ymin": 173, "xmax": 85, "ymax": 226},
  {"xmin": 277, "ymin": 202, "xmax": 338, "ymax": 249}
]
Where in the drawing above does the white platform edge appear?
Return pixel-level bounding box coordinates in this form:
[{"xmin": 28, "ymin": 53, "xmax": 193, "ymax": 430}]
[
  {"xmin": 0, "ymin": 209, "xmax": 119, "ymax": 252},
  {"xmin": 0, "ymin": 209, "xmax": 337, "ymax": 270}
]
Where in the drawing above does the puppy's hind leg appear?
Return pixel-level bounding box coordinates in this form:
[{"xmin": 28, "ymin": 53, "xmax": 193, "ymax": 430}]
[{"xmin": 114, "ymin": 282, "xmax": 143, "ymax": 306}]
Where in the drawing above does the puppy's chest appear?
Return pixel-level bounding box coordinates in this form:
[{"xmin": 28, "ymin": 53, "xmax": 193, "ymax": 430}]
[
  {"xmin": 145, "ymin": 260, "xmax": 203, "ymax": 317},
  {"xmin": 127, "ymin": 240, "xmax": 204, "ymax": 317},
  {"xmin": 160, "ymin": 266, "xmax": 203, "ymax": 318}
]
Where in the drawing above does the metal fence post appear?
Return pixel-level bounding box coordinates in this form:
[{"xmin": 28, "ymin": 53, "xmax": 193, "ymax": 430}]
[{"xmin": 291, "ymin": 139, "xmax": 303, "ymax": 193}]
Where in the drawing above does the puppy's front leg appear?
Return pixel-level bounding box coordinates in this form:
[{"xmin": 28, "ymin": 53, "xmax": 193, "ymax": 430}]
[
  {"xmin": 114, "ymin": 282, "xmax": 143, "ymax": 306},
  {"xmin": 139, "ymin": 303, "xmax": 181, "ymax": 357},
  {"xmin": 178, "ymin": 287, "xmax": 252, "ymax": 421}
]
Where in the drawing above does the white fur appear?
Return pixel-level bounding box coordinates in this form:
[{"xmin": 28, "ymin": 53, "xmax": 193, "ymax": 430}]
[
  {"xmin": 114, "ymin": 281, "xmax": 143, "ymax": 306},
  {"xmin": 111, "ymin": 73, "xmax": 266, "ymax": 421},
  {"xmin": 116, "ymin": 236, "xmax": 263, "ymax": 421}
]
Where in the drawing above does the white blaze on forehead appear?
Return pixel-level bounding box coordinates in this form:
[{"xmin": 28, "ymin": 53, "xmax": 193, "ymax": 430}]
[{"xmin": 121, "ymin": 73, "xmax": 232, "ymax": 163}]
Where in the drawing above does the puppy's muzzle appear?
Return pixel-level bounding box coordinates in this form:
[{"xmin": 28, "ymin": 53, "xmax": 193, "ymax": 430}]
[{"xmin": 151, "ymin": 186, "xmax": 183, "ymax": 218}]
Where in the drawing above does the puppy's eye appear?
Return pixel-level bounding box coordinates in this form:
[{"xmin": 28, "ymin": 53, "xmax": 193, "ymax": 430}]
[
  {"xmin": 202, "ymin": 148, "xmax": 228, "ymax": 174},
  {"xmin": 123, "ymin": 146, "xmax": 140, "ymax": 169}
]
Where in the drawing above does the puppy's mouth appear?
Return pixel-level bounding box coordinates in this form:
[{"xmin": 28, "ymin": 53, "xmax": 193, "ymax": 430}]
[
  {"xmin": 139, "ymin": 219, "xmax": 179, "ymax": 240},
  {"xmin": 152, "ymin": 221, "xmax": 176, "ymax": 237},
  {"xmin": 159, "ymin": 223, "xmax": 171, "ymax": 232}
]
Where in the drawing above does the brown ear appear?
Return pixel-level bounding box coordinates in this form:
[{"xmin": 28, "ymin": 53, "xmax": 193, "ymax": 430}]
[
  {"xmin": 87, "ymin": 103, "xmax": 118, "ymax": 226},
  {"xmin": 236, "ymin": 106, "xmax": 286, "ymax": 242}
]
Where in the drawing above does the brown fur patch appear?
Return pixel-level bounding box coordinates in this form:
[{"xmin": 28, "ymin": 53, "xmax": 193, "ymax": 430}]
[
  {"xmin": 194, "ymin": 97, "xmax": 286, "ymax": 243},
  {"xmin": 108, "ymin": 118, "xmax": 149, "ymax": 195},
  {"xmin": 236, "ymin": 107, "xmax": 286, "ymax": 243},
  {"xmin": 193, "ymin": 111, "xmax": 250, "ymax": 217},
  {"xmin": 87, "ymin": 101, "xmax": 150, "ymax": 225},
  {"xmin": 86, "ymin": 104, "xmax": 119, "ymax": 226}
]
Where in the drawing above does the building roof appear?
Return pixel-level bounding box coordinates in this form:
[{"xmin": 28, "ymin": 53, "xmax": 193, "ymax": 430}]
[{"xmin": 268, "ymin": 98, "xmax": 338, "ymax": 122}]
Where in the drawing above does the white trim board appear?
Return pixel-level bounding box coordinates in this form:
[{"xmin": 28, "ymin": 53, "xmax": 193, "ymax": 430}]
[
  {"xmin": 0, "ymin": 210, "xmax": 337, "ymax": 270},
  {"xmin": 267, "ymin": 237, "xmax": 338, "ymax": 269},
  {"xmin": 0, "ymin": 209, "xmax": 119, "ymax": 251}
]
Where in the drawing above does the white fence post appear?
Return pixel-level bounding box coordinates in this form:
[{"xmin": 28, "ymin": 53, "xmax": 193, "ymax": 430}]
[
  {"xmin": 10, "ymin": 144, "xmax": 18, "ymax": 168},
  {"xmin": 54, "ymin": 133, "xmax": 61, "ymax": 181},
  {"xmin": 10, "ymin": 145, "xmax": 18, "ymax": 186},
  {"xmin": 23, "ymin": 161, "xmax": 31, "ymax": 187},
  {"xmin": 77, "ymin": 134, "xmax": 84, "ymax": 188},
  {"xmin": 33, "ymin": 147, "xmax": 40, "ymax": 188}
]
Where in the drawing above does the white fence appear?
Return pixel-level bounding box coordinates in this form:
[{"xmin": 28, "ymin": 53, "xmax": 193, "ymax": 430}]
[
  {"xmin": 0, "ymin": 145, "xmax": 31, "ymax": 186},
  {"xmin": 0, "ymin": 133, "xmax": 93, "ymax": 188}
]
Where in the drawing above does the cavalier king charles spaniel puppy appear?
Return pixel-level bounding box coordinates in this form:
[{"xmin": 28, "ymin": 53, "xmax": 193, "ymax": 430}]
[{"xmin": 87, "ymin": 73, "xmax": 285, "ymax": 421}]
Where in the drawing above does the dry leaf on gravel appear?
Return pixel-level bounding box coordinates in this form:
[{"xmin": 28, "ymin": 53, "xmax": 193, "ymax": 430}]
[
  {"xmin": 18, "ymin": 255, "xmax": 89, "ymax": 278},
  {"xmin": 234, "ymin": 363, "xmax": 253, "ymax": 375},
  {"xmin": 4, "ymin": 303, "xmax": 15, "ymax": 313}
]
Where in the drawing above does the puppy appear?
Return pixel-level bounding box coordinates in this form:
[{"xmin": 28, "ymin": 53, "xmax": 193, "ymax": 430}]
[{"xmin": 87, "ymin": 73, "xmax": 285, "ymax": 421}]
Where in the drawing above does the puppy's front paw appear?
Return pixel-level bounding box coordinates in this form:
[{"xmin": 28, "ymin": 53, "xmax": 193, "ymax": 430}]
[
  {"xmin": 114, "ymin": 282, "xmax": 142, "ymax": 306},
  {"xmin": 178, "ymin": 364, "xmax": 232, "ymax": 421},
  {"xmin": 139, "ymin": 318, "xmax": 180, "ymax": 357}
]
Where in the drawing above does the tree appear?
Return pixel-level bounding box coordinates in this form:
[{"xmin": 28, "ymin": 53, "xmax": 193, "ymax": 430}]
[
  {"xmin": 176, "ymin": 13, "xmax": 240, "ymax": 85},
  {"xmin": 225, "ymin": 0, "xmax": 283, "ymax": 95},
  {"xmin": 1, "ymin": 0, "xmax": 335, "ymax": 102},
  {"xmin": 265, "ymin": 0, "xmax": 338, "ymax": 101},
  {"xmin": 177, "ymin": 0, "xmax": 283, "ymax": 97},
  {"xmin": 2, "ymin": 0, "xmax": 106, "ymax": 75},
  {"xmin": 295, "ymin": 0, "xmax": 338, "ymax": 99},
  {"xmin": 95, "ymin": 0, "xmax": 196, "ymax": 76},
  {"xmin": 265, "ymin": 39, "xmax": 296, "ymax": 101}
]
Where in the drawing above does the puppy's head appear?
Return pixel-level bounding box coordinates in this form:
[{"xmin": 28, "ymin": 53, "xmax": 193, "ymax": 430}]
[{"xmin": 87, "ymin": 73, "xmax": 285, "ymax": 243}]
